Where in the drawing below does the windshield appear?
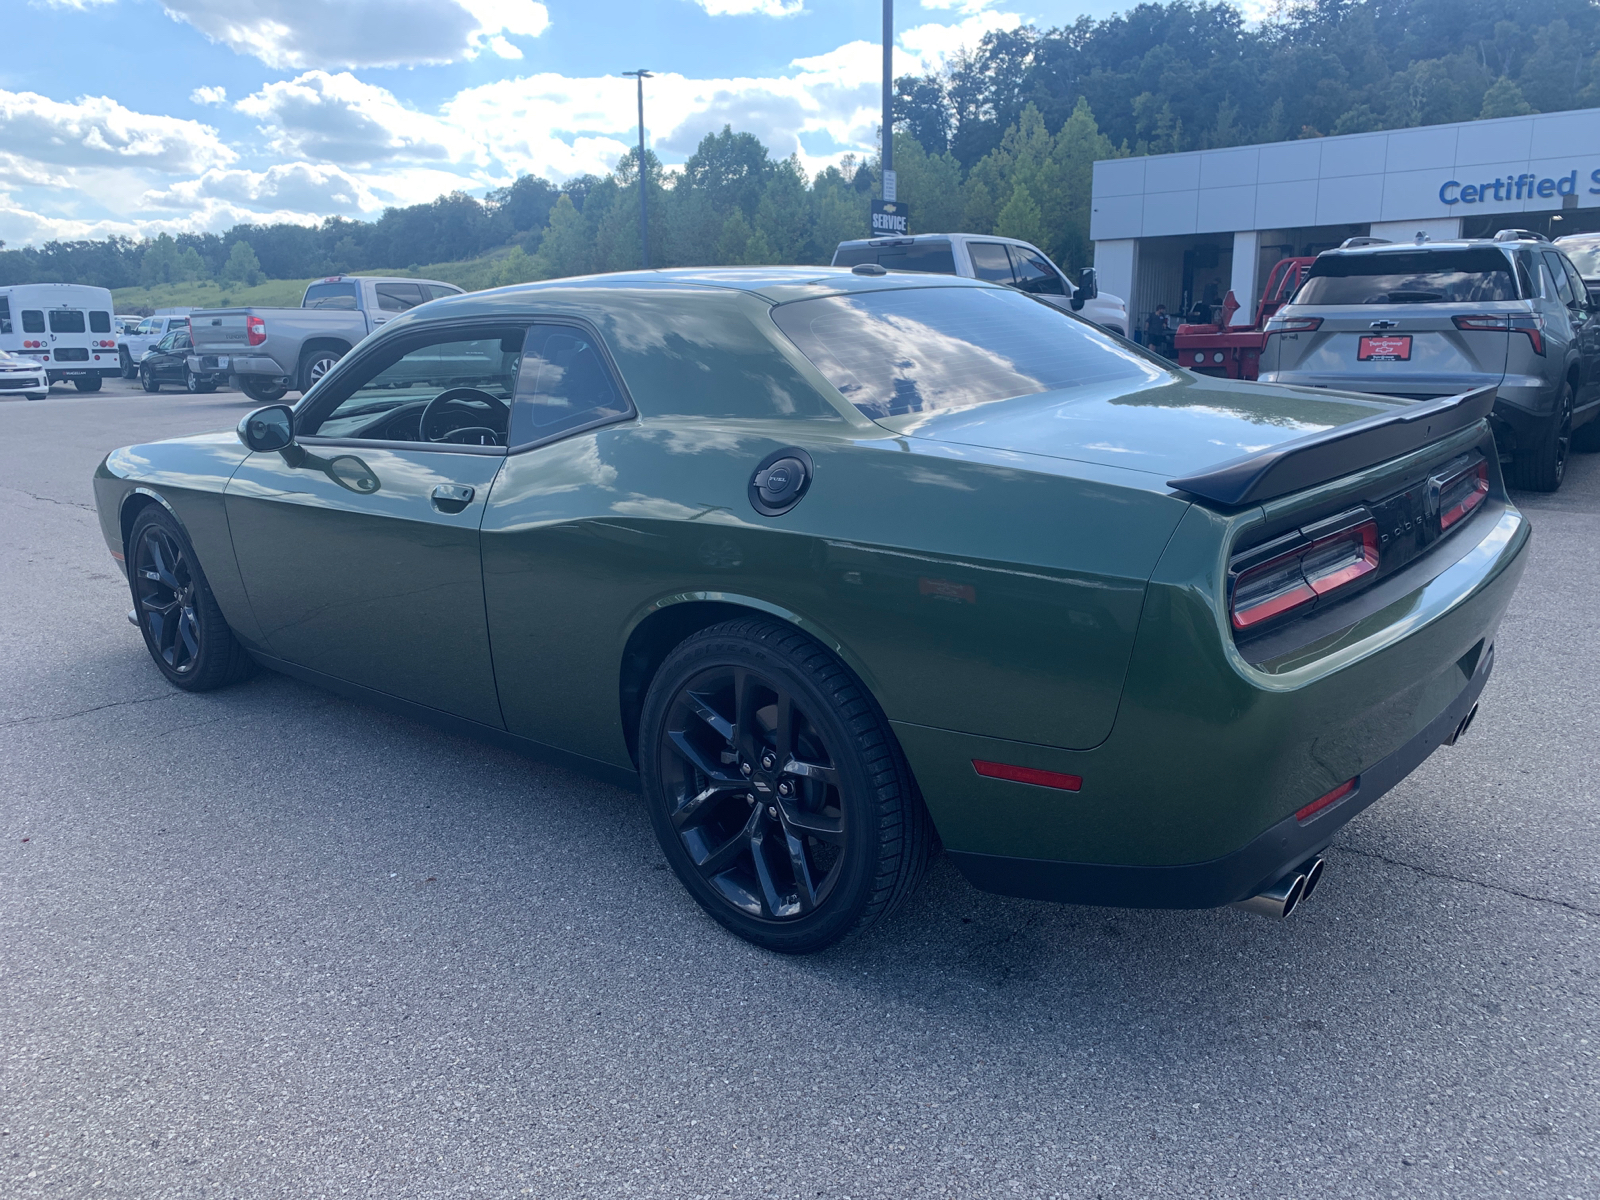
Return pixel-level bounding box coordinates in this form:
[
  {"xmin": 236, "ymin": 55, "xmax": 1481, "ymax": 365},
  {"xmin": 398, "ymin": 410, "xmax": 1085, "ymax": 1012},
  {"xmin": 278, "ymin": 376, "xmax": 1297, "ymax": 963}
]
[
  {"xmin": 1294, "ymin": 249, "xmax": 1518, "ymax": 304},
  {"xmin": 1558, "ymin": 240, "xmax": 1600, "ymax": 279},
  {"xmin": 770, "ymin": 286, "xmax": 1155, "ymax": 420},
  {"xmin": 832, "ymin": 240, "xmax": 957, "ymax": 275}
]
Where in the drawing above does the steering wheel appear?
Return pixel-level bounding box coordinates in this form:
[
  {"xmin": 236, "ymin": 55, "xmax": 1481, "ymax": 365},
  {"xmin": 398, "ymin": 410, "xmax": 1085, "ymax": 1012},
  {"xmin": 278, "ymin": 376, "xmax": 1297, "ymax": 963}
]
[{"xmin": 419, "ymin": 387, "xmax": 510, "ymax": 445}]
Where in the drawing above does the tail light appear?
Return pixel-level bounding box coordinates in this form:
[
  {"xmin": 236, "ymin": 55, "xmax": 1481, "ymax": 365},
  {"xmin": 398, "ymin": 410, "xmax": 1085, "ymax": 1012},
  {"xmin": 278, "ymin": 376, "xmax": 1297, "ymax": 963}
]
[
  {"xmin": 246, "ymin": 315, "xmax": 267, "ymax": 346},
  {"xmin": 1431, "ymin": 455, "xmax": 1489, "ymax": 531},
  {"xmin": 1510, "ymin": 314, "xmax": 1544, "ymax": 355},
  {"xmin": 1452, "ymin": 314, "xmax": 1508, "ymax": 332},
  {"xmin": 1230, "ymin": 509, "xmax": 1380, "ymax": 631},
  {"xmin": 1263, "ymin": 315, "xmax": 1323, "ymax": 335}
]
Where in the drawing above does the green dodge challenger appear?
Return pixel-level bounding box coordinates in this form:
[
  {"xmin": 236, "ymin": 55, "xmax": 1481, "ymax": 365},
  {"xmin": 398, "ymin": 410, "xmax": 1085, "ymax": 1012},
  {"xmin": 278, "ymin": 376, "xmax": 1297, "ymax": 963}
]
[{"xmin": 95, "ymin": 268, "xmax": 1529, "ymax": 952}]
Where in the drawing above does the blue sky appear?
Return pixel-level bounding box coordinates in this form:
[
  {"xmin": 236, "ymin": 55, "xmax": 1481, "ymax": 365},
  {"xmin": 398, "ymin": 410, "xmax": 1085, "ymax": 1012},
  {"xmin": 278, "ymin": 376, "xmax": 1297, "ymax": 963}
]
[{"xmin": 2, "ymin": 0, "xmax": 1167, "ymax": 247}]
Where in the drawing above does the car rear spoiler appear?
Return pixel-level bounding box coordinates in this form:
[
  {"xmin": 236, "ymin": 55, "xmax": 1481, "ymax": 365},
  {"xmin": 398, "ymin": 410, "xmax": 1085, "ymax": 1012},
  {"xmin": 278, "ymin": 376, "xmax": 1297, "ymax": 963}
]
[{"xmin": 1167, "ymin": 385, "xmax": 1496, "ymax": 507}]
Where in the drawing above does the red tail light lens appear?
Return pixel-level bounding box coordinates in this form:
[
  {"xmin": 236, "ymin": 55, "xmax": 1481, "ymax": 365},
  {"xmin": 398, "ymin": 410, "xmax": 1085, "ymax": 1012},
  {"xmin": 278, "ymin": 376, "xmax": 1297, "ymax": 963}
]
[
  {"xmin": 1510, "ymin": 314, "xmax": 1544, "ymax": 355},
  {"xmin": 1230, "ymin": 511, "xmax": 1380, "ymax": 631},
  {"xmin": 1452, "ymin": 314, "xmax": 1509, "ymax": 332},
  {"xmin": 246, "ymin": 315, "xmax": 267, "ymax": 346},
  {"xmin": 1433, "ymin": 456, "xmax": 1489, "ymax": 531},
  {"xmin": 1264, "ymin": 316, "xmax": 1323, "ymax": 334}
]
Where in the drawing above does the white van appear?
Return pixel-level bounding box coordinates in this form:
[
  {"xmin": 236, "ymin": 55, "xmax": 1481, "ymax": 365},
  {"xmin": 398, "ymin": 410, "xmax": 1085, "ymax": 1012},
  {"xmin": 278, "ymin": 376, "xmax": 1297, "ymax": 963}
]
[{"xmin": 0, "ymin": 283, "xmax": 120, "ymax": 392}]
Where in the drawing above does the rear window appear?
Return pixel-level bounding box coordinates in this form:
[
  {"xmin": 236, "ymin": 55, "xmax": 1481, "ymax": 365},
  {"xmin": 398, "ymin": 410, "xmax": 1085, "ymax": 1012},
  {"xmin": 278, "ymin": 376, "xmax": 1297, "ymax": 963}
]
[
  {"xmin": 771, "ymin": 286, "xmax": 1154, "ymax": 419},
  {"xmin": 89, "ymin": 310, "xmax": 111, "ymax": 333},
  {"xmin": 49, "ymin": 309, "xmax": 87, "ymax": 333},
  {"xmin": 1295, "ymin": 249, "xmax": 1517, "ymax": 304},
  {"xmin": 303, "ymin": 282, "xmax": 359, "ymax": 310},
  {"xmin": 832, "ymin": 240, "xmax": 957, "ymax": 275}
]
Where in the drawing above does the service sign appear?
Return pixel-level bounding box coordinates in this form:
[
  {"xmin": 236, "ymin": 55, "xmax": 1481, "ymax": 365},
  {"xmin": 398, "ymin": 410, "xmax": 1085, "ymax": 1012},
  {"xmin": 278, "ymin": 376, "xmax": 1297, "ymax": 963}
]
[{"xmin": 870, "ymin": 199, "xmax": 910, "ymax": 236}]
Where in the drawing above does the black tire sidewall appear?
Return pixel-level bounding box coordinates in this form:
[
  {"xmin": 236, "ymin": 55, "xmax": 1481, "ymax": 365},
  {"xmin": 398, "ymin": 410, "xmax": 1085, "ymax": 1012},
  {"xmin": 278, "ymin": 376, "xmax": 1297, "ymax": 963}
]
[
  {"xmin": 127, "ymin": 508, "xmax": 245, "ymax": 692},
  {"xmin": 639, "ymin": 621, "xmax": 902, "ymax": 953}
]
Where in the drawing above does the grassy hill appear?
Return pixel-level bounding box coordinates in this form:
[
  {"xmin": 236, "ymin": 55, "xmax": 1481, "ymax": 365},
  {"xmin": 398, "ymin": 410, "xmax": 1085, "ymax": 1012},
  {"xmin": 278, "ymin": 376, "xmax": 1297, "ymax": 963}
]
[{"xmin": 110, "ymin": 248, "xmax": 525, "ymax": 313}]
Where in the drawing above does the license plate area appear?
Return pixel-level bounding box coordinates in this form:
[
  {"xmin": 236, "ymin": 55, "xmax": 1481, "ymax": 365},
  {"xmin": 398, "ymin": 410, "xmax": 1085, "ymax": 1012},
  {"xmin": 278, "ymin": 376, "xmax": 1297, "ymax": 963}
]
[{"xmin": 1358, "ymin": 335, "xmax": 1411, "ymax": 362}]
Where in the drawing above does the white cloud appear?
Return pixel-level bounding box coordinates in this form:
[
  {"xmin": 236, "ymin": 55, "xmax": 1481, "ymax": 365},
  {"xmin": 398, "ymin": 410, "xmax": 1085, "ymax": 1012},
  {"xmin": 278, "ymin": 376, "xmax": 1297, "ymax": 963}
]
[
  {"xmin": 142, "ymin": 162, "xmax": 375, "ymax": 215},
  {"xmin": 35, "ymin": 0, "xmax": 115, "ymax": 8},
  {"xmin": 692, "ymin": 0, "xmax": 805, "ymax": 15},
  {"xmin": 158, "ymin": 0, "xmax": 549, "ymax": 70},
  {"xmin": 0, "ymin": 89, "xmax": 236, "ymax": 173},
  {"xmin": 236, "ymin": 72, "xmax": 459, "ymax": 167},
  {"xmin": 190, "ymin": 85, "xmax": 228, "ymax": 106}
]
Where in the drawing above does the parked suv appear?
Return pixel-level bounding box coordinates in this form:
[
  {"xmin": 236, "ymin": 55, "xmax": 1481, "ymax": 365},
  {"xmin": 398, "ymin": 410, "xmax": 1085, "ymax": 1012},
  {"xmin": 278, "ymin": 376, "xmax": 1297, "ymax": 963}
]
[
  {"xmin": 1258, "ymin": 231, "xmax": 1600, "ymax": 491},
  {"xmin": 831, "ymin": 234, "xmax": 1128, "ymax": 336},
  {"xmin": 1554, "ymin": 232, "xmax": 1600, "ymax": 306}
]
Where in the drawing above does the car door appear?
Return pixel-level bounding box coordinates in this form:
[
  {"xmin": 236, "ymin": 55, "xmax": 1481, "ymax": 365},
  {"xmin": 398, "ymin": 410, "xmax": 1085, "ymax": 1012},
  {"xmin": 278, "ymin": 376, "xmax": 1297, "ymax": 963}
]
[
  {"xmin": 162, "ymin": 331, "xmax": 192, "ymax": 383},
  {"xmin": 1555, "ymin": 251, "xmax": 1600, "ymax": 410},
  {"xmin": 1539, "ymin": 251, "xmax": 1583, "ymax": 399},
  {"xmin": 224, "ymin": 320, "xmax": 525, "ymax": 728},
  {"xmin": 1007, "ymin": 244, "xmax": 1072, "ymax": 310}
]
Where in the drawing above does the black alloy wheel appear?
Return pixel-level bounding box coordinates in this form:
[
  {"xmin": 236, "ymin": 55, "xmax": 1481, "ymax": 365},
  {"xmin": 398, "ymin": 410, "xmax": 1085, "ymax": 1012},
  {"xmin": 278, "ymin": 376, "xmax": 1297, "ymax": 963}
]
[
  {"xmin": 1509, "ymin": 381, "xmax": 1573, "ymax": 492},
  {"xmin": 140, "ymin": 365, "xmax": 160, "ymax": 393},
  {"xmin": 127, "ymin": 508, "xmax": 255, "ymax": 691},
  {"xmin": 640, "ymin": 618, "xmax": 933, "ymax": 953}
]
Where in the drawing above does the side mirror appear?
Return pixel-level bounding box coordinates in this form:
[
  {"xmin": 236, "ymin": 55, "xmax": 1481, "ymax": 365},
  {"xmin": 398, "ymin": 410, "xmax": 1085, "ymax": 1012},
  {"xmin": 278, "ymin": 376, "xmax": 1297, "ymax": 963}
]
[
  {"xmin": 238, "ymin": 404, "xmax": 295, "ymax": 453},
  {"xmin": 1076, "ymin": 267, "xmax": 1099, "ymax": 303}
]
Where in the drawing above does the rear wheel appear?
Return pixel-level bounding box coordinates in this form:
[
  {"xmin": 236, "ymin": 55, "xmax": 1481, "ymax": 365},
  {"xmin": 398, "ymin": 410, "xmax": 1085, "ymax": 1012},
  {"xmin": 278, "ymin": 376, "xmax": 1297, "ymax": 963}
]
[
  {"xmin": 298, "ymin": 346, "xmax": 343, "ymax": 395},
  {"xmin": 639, "ymin": 618, "xmax": 934, "ymax": 953},
  {"xmin": 119, "ymin": 348, "xmax": 137, "ymax": 379},
  {"xmin": 127, "ymin": 507, "xmax": 255, "ymax": 692},
  {"xmin": 1508, "ymin": 381, "xmax": 1573, "ymax": 492},
  {"xmin": 140, "ymin": 366, "xmax": 160, "ymax": 394},
  {"xmin": 74, "ymin": 376, "xmax": 102, "ymax": 393},
  {"xmin": 240, "ymin": 378, "xmax": 287, "ymax": 404}
]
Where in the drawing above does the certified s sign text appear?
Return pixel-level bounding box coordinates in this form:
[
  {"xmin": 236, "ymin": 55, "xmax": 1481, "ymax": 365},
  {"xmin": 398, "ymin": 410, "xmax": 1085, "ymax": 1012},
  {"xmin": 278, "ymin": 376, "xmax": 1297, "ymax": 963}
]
[{"xmin": 1437, "ymin": 170, "xmax": 1600, "ymax": 205}]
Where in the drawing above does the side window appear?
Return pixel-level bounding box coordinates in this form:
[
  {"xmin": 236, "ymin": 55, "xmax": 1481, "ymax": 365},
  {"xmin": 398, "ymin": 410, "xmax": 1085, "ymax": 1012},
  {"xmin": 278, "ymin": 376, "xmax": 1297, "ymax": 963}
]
[
  {"xmin": 303, "ymin": 326, "xmax": 524, "ymax": 446},
  {"xmin": 1542, "ymin": 252, "xmax": 1576, "ymax": 306},
  {"xmin": 0, "ymin": 298, "xmax": 10, "ymax": 335},
  {"xmin": 968, "ymin": 242, "xmax": 1015, "ymax": 283},
  {"xmin": 1514, "ymin": 251, "xmax": 1539, "ymax": 299},
  {"xmin": 509, "ymin": 324, "xmax": 632, "ymax": 448},
  {"xmin": 376, "ymin": 282, "xmax": 425, "ymax": 313},
  {"xmin": 22, "ymin": 310, "xmax": 46, "ymax": 333},
  {"xmin": 174, "ymin": 332, "xmax": 191, "ymax": 352},
  {"xmin": 424, "ymin": 284, "xmax": 463, "ymax": 301},
  {"xmin": 89, "ymin": 310, "xmax": 112, "ymax": 333},
  {"xmin": 1011, "ymin": 247, "xmax": 1068, "ymax": 296},
  {"xmin": 1559, "ymin": 255, "xmax": 1590, "ymax": 309}
]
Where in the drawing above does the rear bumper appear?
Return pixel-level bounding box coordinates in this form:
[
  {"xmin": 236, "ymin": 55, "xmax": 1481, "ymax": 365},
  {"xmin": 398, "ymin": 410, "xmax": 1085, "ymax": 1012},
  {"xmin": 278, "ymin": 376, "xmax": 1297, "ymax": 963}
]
[
  {"xmin": 46, "ymin": 366, "xmax": 119, "ymax": 382},
  {"xmin": 948, "ymin": 643, "xmax": 1494, "ymax": 908}
]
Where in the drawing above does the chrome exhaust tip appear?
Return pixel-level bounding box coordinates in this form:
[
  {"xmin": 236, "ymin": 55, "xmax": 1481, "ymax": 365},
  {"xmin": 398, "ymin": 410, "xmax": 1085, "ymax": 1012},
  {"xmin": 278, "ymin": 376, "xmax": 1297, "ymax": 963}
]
[
  {"xmin": 1233, "ymin": 871, "xmax": 1307, "ymax": 920},
  {"xmin": 1444, "ymin": 702, "xmax": 1480, "ymax": 747},
  {"xmin": 1299, "ymin": 855, "xmax": 1326, "ymax": 901}
]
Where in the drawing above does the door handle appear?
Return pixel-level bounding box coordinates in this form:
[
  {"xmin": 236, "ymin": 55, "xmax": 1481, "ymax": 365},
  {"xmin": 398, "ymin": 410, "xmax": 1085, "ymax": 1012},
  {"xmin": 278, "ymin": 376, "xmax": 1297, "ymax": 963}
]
[{"xmin": 431, "ymin": 483, "xmax": 475, "ymax": 513}]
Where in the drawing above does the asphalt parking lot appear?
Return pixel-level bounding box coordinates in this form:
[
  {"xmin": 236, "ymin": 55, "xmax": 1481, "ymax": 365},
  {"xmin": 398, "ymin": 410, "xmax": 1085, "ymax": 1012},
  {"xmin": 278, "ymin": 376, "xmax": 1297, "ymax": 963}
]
[{"xmin": 2, "ymin": 377, "xmax": 1597, "ymax": 1199}]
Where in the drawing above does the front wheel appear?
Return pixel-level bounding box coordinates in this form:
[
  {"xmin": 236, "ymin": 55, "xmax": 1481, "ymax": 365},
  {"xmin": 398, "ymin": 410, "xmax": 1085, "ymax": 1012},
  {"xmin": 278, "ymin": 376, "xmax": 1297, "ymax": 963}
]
[
  {"xmin": 119, "ymin": 349, "xmax": 137, "ymax": 379},
  {"xmin": 240, "ymin": 378, "xmax": 288, "ymax": 404},
  {"xmin": 1508, "ymin": 382, "xmax": 1573, "ymax": 492},
  {"xmin": 639, "ymin": 618, "xmax": 934, "ymax": 953},
  {"xmin": 127, "ymin": 507, "xmax": 255, "ymax": 691},
  {"xmin": 140, "ymin": 367, "xmax": 160, "ymax": 394}
]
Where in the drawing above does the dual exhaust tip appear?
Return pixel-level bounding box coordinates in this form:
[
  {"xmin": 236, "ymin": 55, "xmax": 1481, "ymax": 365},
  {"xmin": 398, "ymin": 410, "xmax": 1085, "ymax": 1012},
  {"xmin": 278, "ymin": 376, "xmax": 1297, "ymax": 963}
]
[{"xmin": 1233, "ymin": 855, "xmax": 1325, "ymax": 920}]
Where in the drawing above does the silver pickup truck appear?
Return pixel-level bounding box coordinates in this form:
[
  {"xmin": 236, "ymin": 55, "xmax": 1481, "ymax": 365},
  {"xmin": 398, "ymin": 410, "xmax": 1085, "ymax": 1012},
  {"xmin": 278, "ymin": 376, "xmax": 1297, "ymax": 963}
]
[{"xmin": 188, "ymin": 275, "xmax": 463, "ymax": 402}]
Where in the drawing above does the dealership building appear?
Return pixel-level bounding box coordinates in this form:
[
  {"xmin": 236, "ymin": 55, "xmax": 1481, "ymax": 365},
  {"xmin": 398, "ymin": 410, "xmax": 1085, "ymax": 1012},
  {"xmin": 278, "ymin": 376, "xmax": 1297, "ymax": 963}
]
[{"xmin": 1090, "ymin": 107, "xmax": 1600, "ymax": 334}]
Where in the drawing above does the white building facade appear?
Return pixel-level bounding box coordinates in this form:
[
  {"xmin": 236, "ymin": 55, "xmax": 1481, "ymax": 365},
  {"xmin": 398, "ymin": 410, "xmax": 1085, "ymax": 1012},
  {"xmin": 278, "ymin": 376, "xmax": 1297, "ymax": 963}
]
[{"xmin": 1090, "ymin": 107, "xmax": 1600, "ymax": 337}]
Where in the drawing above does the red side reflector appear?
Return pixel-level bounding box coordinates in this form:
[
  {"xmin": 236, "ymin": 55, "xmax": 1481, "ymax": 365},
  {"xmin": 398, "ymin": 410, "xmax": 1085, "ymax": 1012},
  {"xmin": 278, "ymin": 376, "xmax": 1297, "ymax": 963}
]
[
  {"xmin": 972, "ymin": 760, "xmax": 1082, "ymax": 792},
  {"xmin": 1296, "ymin": 778, "xmax": 1357, "ymax": 823}
]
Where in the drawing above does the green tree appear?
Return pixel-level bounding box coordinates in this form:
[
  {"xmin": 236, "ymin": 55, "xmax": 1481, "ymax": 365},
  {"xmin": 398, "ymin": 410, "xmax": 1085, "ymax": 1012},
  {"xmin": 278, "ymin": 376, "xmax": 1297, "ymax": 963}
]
[
  {"xmin": 220, "ymin": 240, "xmax": 264, "ymax": 285},
  {"xmin": 138, "ymin": 233, "xmax": 183, "ymax": 286},
  {"xmin": 533, "ymin": 195, "xmax": 590, "ymax": 279},
  {"xmin": 1480, "ymin": 76, "xmax": 1535, "ymax": 118},
  {"xmin": 995, "ymin": 182, "xmax": 1046, "ymax": 248}
]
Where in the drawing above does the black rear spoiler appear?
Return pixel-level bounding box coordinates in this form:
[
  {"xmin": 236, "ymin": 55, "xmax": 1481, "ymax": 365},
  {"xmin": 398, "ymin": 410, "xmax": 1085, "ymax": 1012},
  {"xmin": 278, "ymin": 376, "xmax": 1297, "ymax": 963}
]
[{"xmin": 1167, "ymin": 386, "xmax": 1496, "ymax": 507}]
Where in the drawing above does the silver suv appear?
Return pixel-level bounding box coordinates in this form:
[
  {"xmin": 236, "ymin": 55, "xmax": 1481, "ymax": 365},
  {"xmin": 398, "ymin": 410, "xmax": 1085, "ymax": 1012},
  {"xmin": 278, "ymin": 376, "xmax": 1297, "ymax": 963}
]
[{"xmin": 1258, "ymin": 231, "xmax": 1600, "ymax": 491}]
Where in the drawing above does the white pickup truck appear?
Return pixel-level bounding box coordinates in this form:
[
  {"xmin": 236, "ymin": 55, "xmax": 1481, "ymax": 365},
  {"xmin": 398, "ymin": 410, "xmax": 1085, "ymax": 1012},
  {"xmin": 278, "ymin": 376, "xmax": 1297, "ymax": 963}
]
[
  {"xmin": 831, "ymin": 233, "xmax": 1129, "ymax": 337},
  {"xmin": 188, "ymin": 275, "xmax": 463, "ymax": 402}
]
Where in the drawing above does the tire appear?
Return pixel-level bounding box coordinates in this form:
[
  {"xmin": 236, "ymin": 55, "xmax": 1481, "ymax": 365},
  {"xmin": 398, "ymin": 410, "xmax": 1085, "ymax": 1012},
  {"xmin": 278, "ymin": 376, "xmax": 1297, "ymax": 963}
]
[
  {"xmin": 184, "ymin": 368, "xmax": 215, "ymax": 394},
  {"xmin": 119, "ymin": 349, "xmax": 137, "ymax": 379},
  {"xmin": 298, "ymin": 346, "xmax": 343, "ymax": 395},
  {"xmin": 240, "ymin": 378, "xmax": 288, "ymax": 404},
  {"xmin": 1507, "ymin": 381, "xmax": 1574, "ymax": 492},
  {"xmin": 74, "ymin": 376, "xmax": 102, "ymax": 393},
  {"xmin": 639, "ymin": 617, "xmax": 934, "ymax": 953},
  {"xmin": 127, "ymin": 507, "xmax": 255, "ymax": 692},
  {"xmin": 140, "ymin": 367, "xmax": 160, "ymax": 393}
]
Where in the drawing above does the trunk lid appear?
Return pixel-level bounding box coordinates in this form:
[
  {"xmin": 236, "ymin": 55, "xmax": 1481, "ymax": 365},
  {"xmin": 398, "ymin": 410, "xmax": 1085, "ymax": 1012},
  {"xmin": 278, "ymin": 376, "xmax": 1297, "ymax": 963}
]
[
  {"xmin": 189, "ymin": 309, "xmax": 254, "ymax": 353},
  {"xmin": 875, "ymin": 375, "xmax": 1400, "ymax": 484},
  {"xmin": 1263, "ymin": 304, "xmax": 1511, "ymax": 399}
]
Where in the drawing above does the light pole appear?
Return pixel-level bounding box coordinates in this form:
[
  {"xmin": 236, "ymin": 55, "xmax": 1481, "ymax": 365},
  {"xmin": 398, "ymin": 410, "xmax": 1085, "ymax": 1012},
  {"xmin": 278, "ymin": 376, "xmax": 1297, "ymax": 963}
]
[
  {"xmin": 622, "ymin": 69, "xmax": 653, "ymax": 268},
  {"xmin": 881, "ymin": 0, "xmax": 893, "ymax": 201}
]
